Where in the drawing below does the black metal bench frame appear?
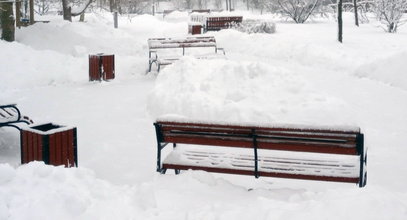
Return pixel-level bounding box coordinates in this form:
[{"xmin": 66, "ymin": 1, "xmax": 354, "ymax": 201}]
[
  {"xmin": 0, "ymin": 104, "xmax": 33, "ymax": 130},
  {"xmin": 154, "ymin": 120, "xmax": 367, "ymax": 187}
]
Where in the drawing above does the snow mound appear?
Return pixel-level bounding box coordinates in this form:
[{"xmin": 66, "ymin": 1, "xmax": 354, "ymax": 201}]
[
  {"xmin": 354, "ymin": 51, "xmax": 407, "ymax": 91},
  {"xmin": 147, "ymin": 57, "xmax": 354, "ymax": 126},
  {"xmin": 0, "ymin": 41, "xmax": 86, "ymax": 92},
  {"xmin": 0, "ymin": 162, "xmax": 155, "ymax": 219}
]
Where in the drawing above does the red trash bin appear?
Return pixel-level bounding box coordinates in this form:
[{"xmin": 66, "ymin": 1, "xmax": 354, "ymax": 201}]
[
  {"xmin": 89, "ymin": 54, "xmax": 115, "ymax": 81},
  {"xmin": 20, "ymin": 123, "xmax": 78, "ymax": 167}
]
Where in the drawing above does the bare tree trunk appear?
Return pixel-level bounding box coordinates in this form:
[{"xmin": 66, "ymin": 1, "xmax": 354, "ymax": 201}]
[
  {"xmin": 80, "ymin": 13, "xmax": 85, "ymax": 22},
  {"xmin": 338, "ymin": 0, "xmax": 343, "ymax": 43},
  {"xmin": 0, "ymin": 1, "xmax": 15, "ymax": 42},
  {"xmin": 16, "ymin": 1, "xmax": 22, "ymax": 28},
  {"xmin": 225, "ymin": 0, "xmax": 229, "ymax": 11},
  {"xmin": 29, "ymin": 0, "xmax": 34, "ymax": 24},
  {"xmin": 353, "ymin": 0, "xmax": 359, "ymax": 26},
  {"xmin": 62, "ymin": 0, "xmax": 72, "ymax": 21}
]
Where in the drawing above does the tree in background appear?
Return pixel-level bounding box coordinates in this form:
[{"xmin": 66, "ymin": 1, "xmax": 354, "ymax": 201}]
[
  {"xmin": 270, "ymin": 0, "xmax": 322, "ymax": 23},
  {"xmin": 338, "ymin": 0, "xmax": 342, "ymax": 42},
  {"xmin": 120, "ymin": 0, "xmax": 149, "ymax": 13},
  {"xmin": 374, "ymin": 0, "xmax": 407, "ymax": 33},
  {"xmin": 62, "ymin": 0, "xmax": 93, "ymax": 21},
  {"xmin": 0, "ymin": 0, "xmax": 15, "ymax": 42},
  {"xmin": 353, "ymin": 0, "xmax": 358, "ymax": 26},
  {"xmin": 197, "ymin": 0, "xmax": 209, "ymax": 9}
]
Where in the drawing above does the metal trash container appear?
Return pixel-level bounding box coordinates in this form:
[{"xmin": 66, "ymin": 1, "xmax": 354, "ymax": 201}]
[{"xmin": 188, "ymin": 23, "xmax": 203, "ymax": 35}]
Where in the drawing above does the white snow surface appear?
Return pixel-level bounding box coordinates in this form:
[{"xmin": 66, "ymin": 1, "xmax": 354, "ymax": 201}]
[{"xmin": 1, "ymin": 11, "xmax": 407, "ymax": 219}]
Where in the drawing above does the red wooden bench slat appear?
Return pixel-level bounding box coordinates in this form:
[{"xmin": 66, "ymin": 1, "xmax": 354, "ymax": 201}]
[{"xmin": 154, "ymin": 120, "xmax": 366, "ymax": 187}]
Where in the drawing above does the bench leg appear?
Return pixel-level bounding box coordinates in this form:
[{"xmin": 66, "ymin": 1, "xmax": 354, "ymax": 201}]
[
  {"xmin": 159, "ymin": 168, "xmax": 167, "ymax": 174},
  {"xmin": 175, "ymin": 169, "xmax": 180, "ymax": 175},
  {"xmin": 148, "ymin": 62, "xmax": 152, "ymax": 73}
]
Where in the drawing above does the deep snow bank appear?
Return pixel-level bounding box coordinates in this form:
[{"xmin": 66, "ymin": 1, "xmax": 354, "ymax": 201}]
[
  {"xmin": 148, "ymin": 57, "xmax": 357, "ymax": 126},
  {"xmin": 354, "ymin": 51, "xmax": 407, "ymax": 91},
  {"xmin": 0, "ymin": 162, "xmax": 154, "ymax": 220}
]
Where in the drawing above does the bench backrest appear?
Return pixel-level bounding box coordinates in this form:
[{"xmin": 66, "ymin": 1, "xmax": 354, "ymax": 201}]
[
  {"xmin": 206, "ymin": 16, "xmax": 243, "ymax": 31},
  {"xmin": 148, "ymin": 36, "xmax": 217, "ymax": 50},
  {"xmin": 154, "ymin": 121, "xmax": 363, "ymax": 156},
  {"xmin": 191, "ymin": 9, "xmax": 210, "ymax": 13},
  {"xmin": 0, "ymin": 104, "xmax": 33, "ymax": 129}
]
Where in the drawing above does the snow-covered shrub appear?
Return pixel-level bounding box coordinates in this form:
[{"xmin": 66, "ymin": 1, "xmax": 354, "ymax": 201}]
[
  {"xmin": 233, "ymin": 20, "xmax": 276, "ymax": 34},
  {"xmin": 265, "ymin": 0, "xmax": 323, "ymax": 23},
  {"xmin": 373, "ymin": 0, "xmax": 407, "ymax": 33}
]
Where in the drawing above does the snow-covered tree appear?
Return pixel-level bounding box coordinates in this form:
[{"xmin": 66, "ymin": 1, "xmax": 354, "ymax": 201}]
[
  {"xmin": 373, "ymin": 0, "xmax": 407, "ymax": 33},
  {"xmin": 120, "ymin": 0, "xmax": 149, "ymax": 13},
  {"xmin": 269, "ymin": 0, "xmax": 323, "ymax": 23},
  {"xmin": 196, "ymin": 0, "xmax": 209, "ymax": 9}
]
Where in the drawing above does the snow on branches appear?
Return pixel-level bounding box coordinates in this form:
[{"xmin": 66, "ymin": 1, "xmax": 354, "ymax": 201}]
[
  {"xmin": 274, "ymin": 0, "xmax": 322, "ymax": 23},
  {"xmin": 374, "ymin": 0, "xmax": 407, "ymax": 32}
]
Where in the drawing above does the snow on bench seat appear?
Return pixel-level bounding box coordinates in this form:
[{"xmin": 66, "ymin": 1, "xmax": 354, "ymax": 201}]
[{"xmin": 163, "ymin": 145, "xmax": 361, "ymax": 182}]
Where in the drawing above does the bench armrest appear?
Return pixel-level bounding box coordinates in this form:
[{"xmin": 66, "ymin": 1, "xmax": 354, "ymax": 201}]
[{"xmin": 216, "ymin": 47, "xmax": 226, "ymax": 55}]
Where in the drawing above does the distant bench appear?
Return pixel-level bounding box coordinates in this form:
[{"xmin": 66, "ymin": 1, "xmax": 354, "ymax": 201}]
[
  {"xmin": 154, "ymin": 120, "xmax": 367, "ymax": 187},
  {"xmin": 189, "ymin": 15, "xmax": 243, "ymax": 33},
  {"xmin": 206, "ymin": 16, "xmax": 243, "ymax": 32},
  {"xmin": 147, "ymin": 36, "xmax": 225, "ymax": 72}
]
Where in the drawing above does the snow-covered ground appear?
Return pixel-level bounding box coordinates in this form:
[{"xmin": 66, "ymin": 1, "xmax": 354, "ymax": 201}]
[{"xmin": 1, "ymin": 11, "xmax": 407, "ymax": 219}]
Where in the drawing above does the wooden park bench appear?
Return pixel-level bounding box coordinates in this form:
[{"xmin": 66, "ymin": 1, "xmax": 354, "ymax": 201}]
[
  {"xmin": 0, "ymin": 104, "xmax": 33, "ymax": 130},
  {"xmin": 147, "ymin": 36, "xmax": 225, "ymax": 72},
  {"xmin": 205, "ymin": 16, "xmax": 243, "ymax": 32},
  {"xmin": 154, "ymin": 120, "xmax": 367, "ymax": 187}
]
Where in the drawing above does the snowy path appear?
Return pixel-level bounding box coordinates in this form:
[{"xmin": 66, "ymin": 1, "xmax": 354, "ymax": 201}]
[{"xmin": 1, "ymin": 12, "xmax": 407, "ymax": 220}]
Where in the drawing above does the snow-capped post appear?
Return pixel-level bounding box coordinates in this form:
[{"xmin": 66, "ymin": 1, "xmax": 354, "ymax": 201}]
[
  {"xmin": 114, "ymin": 11, "xmax": 118, "ymax": 28},
  {"xmin": 338, "ymin": 0, "xmax": 343, "ymax": 43},
  {"xmin": 353, "ymin": 0, "xmax": 359, "ymax": 26},
  {"xmin": 0, "ymin": 0, "xmax": 15, "ymax": 42}
]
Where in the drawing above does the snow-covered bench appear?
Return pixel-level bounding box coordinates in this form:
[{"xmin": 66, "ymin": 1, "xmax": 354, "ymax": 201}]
[
  {"xmin": 206, "ymin": 16, "xmax": 243, "ymax": 32},
  {"xmin": 0, "ymin": 104, "xmax": 33, "ymax": 130},
  {"xmin": 154, "ymin": 120, "xmax": 367, "ymax": 187},
  {"xmin": 147, "ymin": 36, "xmax": 225, "ymax": 72}
]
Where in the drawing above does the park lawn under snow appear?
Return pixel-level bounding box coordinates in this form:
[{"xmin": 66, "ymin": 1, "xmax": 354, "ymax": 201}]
[{"xmin": 1, "ymin": 11, "xmax": 407, "ymax": 219}]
